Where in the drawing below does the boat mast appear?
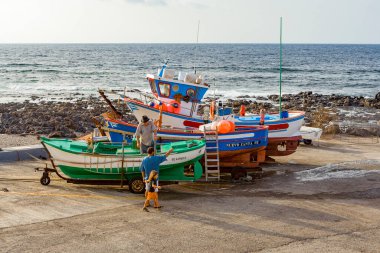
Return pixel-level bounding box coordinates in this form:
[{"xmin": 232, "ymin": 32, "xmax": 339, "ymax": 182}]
[
  {"xmin": 194, "ymin": 20, "xmax": 200, "ymax": 74},
  {"xmin": 279, "ymin": 17, "xmax": 283, "ymax": 115},
  {"xmin": 190, "ymin": 20, "xmax": 201, "ymax": 117}
]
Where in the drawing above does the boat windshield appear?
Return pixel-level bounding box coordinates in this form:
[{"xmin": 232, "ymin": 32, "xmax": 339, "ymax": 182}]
[
  {"xmin": 149, "ymin": 79, "xmax": 157, "ymax": 94},
  {"xmin": 159, "ymin": 82, "xmax": 170, "ymax": 97}
]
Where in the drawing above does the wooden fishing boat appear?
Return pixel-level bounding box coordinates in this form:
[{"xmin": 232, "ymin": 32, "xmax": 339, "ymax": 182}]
[
  {"xmin": 40, "ymin": 137, "xmax": 205, "ymax": 193},
  {"xmin": 104, "ymin": 118, "xmax": 269, "ymax": 169}
]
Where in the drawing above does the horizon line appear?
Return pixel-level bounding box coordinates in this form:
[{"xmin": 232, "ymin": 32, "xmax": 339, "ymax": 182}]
[{"xmin": 0, "ymin": 42, "xmax": 380, "ymax": 45}]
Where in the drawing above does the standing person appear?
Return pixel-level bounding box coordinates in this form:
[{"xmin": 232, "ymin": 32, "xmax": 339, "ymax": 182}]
[
  {"xmin": 259, "ymin": 107, "xmax": 266, "ymax": 125},
  {"xmin": 140, "ymin": 146, "xmax": 173, "ymax": 198},
  {"xmin": 202, "ymin": 105, "xmax": 210, "ymax": 124},
  {"xmin": 136, "ymin": 115, "xmax": 157, "ymax": 154},
  {"xmin": 142, "ymin": 170, "xmax": 161, "ymax": 212}
]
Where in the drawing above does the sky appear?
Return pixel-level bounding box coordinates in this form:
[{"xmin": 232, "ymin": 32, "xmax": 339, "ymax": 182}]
[{"xmin": 0, "ymin": 0, "xmax": 379, "ymax": 44}]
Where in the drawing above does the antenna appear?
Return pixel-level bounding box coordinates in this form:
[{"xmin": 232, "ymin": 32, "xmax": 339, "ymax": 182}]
[
  {"xmin": 213, "ymin": 77, "xmax": 216, "ymax": 100},
  {"xmin": 194, "ymin": 20, "xmax": 200, "ymax": 74},
  {"xmin": 279, "ymin": 17, "xmax": 283, "ymax": 116}
]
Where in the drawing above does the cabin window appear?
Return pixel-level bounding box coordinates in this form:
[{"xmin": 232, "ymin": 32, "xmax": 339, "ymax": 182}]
[
  {"xmin": 159, "ymin": 83, "xmax": 171, "ymax": 97},
  {"xmin": 186, "ymin": 88, "xmax": 195, "ymax": 97},
  {"xmin": 149, "ymin": 79, "xmax": 157, "ymax": 94}
]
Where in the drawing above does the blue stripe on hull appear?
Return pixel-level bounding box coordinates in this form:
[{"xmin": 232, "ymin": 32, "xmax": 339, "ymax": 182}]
[
  {"xmin": 107, "ymin": 121, "xmax": 136, "ymax": 143},
  {"xmin": 209, "ymin": 138, "xmax": 267, "ymax": 152},
  {"xmin": 235, "ymin": 115, "xmax": 304, "ymax": 126},
  {"xmin": 106, "ymin": 119, "xmax": 269, "ymax": 153}
]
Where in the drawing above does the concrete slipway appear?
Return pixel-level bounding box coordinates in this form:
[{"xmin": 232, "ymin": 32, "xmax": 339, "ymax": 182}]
[{"xmin": 0, "ymin": 138, "xmax": 380, "ymax": 252}]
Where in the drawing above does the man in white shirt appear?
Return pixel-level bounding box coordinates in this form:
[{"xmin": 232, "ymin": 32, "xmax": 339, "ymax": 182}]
[{"xmin": 136, "ymin": 115, "xmax": 157, "ymax": 154}]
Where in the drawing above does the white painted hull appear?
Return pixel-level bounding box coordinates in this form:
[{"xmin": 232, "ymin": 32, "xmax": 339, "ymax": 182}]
[{"xmin": 127, "ymin": 100, "xmax": 304, "ymax": 139}]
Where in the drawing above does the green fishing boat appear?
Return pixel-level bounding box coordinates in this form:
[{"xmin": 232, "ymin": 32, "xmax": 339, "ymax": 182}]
[{"xmin": 41, "ymin": 137, "xmax": 205, "ymax": 193}]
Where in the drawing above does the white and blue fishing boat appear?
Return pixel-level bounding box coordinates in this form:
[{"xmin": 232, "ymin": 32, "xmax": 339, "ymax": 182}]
[{"xmin": 120, "ymin": 62, "xmax": 304, "ymax": 156}]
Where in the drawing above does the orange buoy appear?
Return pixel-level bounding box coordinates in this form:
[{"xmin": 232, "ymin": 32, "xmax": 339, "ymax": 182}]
[
  {"xmin": 227, "ymin": 120, "xmax": 235, "ymax": 132},
  {"xmin": 166, "ymin": 103, "xmax": 174, "ymax": 113},
  {"xmin": 167, "ymin": 100, "xmax": 180, "ymax": 114},
  {"xmin": 217, "ymin": 120, "xmax": 233, "ymax": 134}
]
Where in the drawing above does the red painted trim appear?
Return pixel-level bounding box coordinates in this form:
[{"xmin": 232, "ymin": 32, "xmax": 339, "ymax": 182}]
[
  {"xmin": 183, "ymin": 120, "xmax": 203, "ymax": 128},
  {"xmin": 267, "ymin": 123, "xmax": 289, "ymax": 130},
  {"xmin": 236, "ymin": 123, "xmax": 288, "ymax": 130},
  {"xmin": 268, "ymin": 135, "xmax": 302, "ymax": 143}
]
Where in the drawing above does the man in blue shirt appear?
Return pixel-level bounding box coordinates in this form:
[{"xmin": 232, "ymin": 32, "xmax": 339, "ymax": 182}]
[{"xmin": 140, "ymin": 146, "xmax": 174, "ymax": 195}]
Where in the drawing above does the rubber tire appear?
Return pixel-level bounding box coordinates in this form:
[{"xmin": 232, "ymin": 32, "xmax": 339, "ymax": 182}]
[
  {"xmin": 40, "ymin": 176, "xmax": 51, "ymax": 186},
  {"xmin": 128, "ymin": 177, "xmax": 145, "ymax": 194},
  {"xmin": 303, "ymin": 139, "xmax": 313, "ymax": 145}
]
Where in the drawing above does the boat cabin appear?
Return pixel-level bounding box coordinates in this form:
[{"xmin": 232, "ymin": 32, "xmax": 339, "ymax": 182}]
[{"xmin": 146, "ymin": 68, "xmax": 209, "ymax": 103}]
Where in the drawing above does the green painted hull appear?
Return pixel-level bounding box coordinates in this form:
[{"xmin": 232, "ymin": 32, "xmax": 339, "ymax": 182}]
[
  {"xmin": 41, "ymin": 137, "xmax": 205, "ymax": 182},
  {"xmin": 57, "ymin": 155, "xmax": 203, "ymax": 181}
]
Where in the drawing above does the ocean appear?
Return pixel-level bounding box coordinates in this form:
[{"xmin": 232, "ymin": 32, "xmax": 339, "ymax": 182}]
[{"xmin": 0, "ymin": 43, "xmax": 379, "ymax": 103}]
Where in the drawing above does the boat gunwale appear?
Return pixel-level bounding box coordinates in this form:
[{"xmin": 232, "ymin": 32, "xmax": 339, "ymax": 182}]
[
  {"xmin": 124, "ymin": 95, "xmax": 305, "ymax": 124},
  {"xmin": 107, "ymin": 118, "xmax": 269, "ymax": 135},
  {"xmin": 41, "ymin": 137, "xmax": 205, "ymax": 156}
]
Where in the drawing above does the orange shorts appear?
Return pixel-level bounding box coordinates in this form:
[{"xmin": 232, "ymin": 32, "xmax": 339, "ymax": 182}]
[{"xmin": 146, "ymin": 192, "xmax": 158, "ymax": 200}]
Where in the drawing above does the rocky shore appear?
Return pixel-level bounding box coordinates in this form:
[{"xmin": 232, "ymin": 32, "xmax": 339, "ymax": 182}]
[
  {"xmin": 0, "ymin": 91, "xmax": 379, "ymax": 139},
  {"xmin": 0, "ymin": 96, "xmax": 111, "ymax": 138}
]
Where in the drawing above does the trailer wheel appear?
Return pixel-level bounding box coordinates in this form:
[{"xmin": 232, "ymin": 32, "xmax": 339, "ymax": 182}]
[
  {"xmin": 303, "ymin": 139, "xmax": 312, "ymax": 145},
  {"xmin": 40, "ymin": 176, "xmax": 51, "ymax": 186},
  {"xmin": 231, "ymin": 169, "xmax": 247, "ymax": 180},
  {"xmin": 129, "ymin": 178, "xmax": 145, "ymax": 194}
]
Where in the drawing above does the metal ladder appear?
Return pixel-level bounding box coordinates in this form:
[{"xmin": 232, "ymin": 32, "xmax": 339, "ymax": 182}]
[{"xmin": 203, "ymin": 129, "xmax": 220, "ymax": 181}]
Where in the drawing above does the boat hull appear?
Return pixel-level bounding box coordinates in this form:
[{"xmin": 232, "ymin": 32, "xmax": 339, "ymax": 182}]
[
  {"xmin": 105, "ymin": 118, "xmax": 269, "ymax": 167},
  {"xmin": 42, "ymin": 140, "xmax": 205, "ymax": 181},
  {"xmin": 266, "ymin": 136, "xmax": 301, "ymax": 156},
  {"xmin": 125, "ymin": 97, "xmax": 304, "ymax": 139}
]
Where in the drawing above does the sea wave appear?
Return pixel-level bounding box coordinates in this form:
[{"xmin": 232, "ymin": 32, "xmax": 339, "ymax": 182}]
[{"xmin": 0, "ymin": 44, "xmax": 379, "ymax": 101}]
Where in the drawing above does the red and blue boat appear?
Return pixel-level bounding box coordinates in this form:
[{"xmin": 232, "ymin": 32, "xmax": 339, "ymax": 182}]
[{"xmin": 104, "ymin": 117, "xmax": 269, "ymax": 169}]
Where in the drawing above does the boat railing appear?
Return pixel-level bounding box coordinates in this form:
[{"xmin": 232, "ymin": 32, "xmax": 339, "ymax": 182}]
[
  {"xmin": 90, "ymin": 134, "xmax": 180, "ymax": 155},
  {"xmin": 123, "ymin": 86, "xmax": 156, "ymax": 105}
]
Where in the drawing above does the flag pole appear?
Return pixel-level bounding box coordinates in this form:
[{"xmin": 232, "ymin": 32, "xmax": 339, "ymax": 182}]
[{"xmin": 279, "ymin": 17, "xmax": 283, "ymax": 116}]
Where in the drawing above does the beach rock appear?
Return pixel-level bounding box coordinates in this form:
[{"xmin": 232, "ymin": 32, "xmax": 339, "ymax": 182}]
[
  {"xmin": 343, "ymin": 97, "xmax": 351, "ymax": 106},
  {"xmin": 345, "ymin": 127, "xmax": 373, "ymax": 137},
  {"xmin": 324, "ymin": 123, "xmax": 340, "ymax": 135},
  {"xmin": 375, "ymin": 92, "xmax": 380, "ymax": 101},
  {"xmin": 237, "ymin": 95, "xmax": 251, "ymax": 99},
  {"xmin": 268, "ymin": 95, "xmax": 279, "ymax": 101},
  {"xmin": 282, "ymin": 94, "xmax": 292, "ymax": 102},
  {"xmin": 233, "ymin": 101, "xmax": 242, "ymax": 107},
  {"xmin": 48, "ymin": 131, "xmax": 64, "ymax": 138},
  {"xmin": 256, "ymin": 96, "xmax": 268, "ymax": 101}
]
